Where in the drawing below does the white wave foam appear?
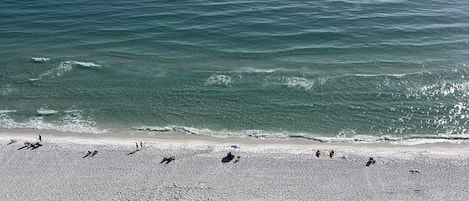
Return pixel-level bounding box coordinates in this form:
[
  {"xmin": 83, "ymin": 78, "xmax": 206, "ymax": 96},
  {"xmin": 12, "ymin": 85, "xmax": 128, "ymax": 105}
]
[
  {"xmin": 137, "ymin": 126, "xmax": 386, "ymax": 142},
  {"xmin": 134, "ymin": 126, "xmax": 174, "ymax": 132},
  {"xmin": 55, "ymin": 110, "xmax": 104, "ymax": 133},
  {"xmin": 282, "ymin": 77, "xmax": 314, "ymax": 91},
  {"xmin": 237, "ymin": 67, "xmax": 279, "ymax": 74},
  {"xmin": 205, "ymin": 74, "xmax": 232, "ymax": 87},
  {"xmin": 37, "ymin": 107, "xmax": 58, "ymax": 116},
  {"xmin": 28, "ymin": 78, "xmax": 41, "ymax": 82},
  {"xmin": 0, "ymin": 113, "xmax": 17, "ymax": 128},
  {"xmin": 390, "ymin": 138, "xmax": 466, "ymax": 146},
  {"xmin": 131, "ymin": 125, "xmax": 469, "ymax": 144},
  {"xmin": 352, "ymin": 73, "xmax": 407, "ymax": 77},
  {"xmin": 337, "ymin": 129, "xmax": 357, "ymax": 138},
  {"xmin": 29, "ymin": 61, "xmax": 73, "ymax": 81},
  {"xmin": 334, "ymin": 0, "xmax": 405, "ymax": 4},
  {"xmin": 56, "ymin": 61, "xmax": 74, "ymax": 76},
  {"xmin": 406, "ymin": 81, "xmax": 469, "ymax": 98},
  {"xmin": 31, "ymin": 57, "xmax": 50, "ymax": 63},
  {"xmin": 0, "ymin": 110, "xmax": 104, "ymax": 134},
  {"xmin": 28, "ymin": 60, "xmax": 100, "ymax": 82},
  {"xmin": 72, "ymin": 61, "xmax": 101, "ymax": 68},
  {"xmin": 312, "ymin": 134, "xmax": 386, "ymax": 143},
  {"xmin": 0, "ymin": 110, "xmax": 16, "ymax": 114}
]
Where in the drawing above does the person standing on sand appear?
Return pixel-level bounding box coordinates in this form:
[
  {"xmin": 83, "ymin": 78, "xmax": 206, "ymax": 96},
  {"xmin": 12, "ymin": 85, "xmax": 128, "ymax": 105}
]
[
  {"xmin": 39, "ymin": 134, "xmax": 42, "ymax": 142},
  {"xmin": 316, "ymin": 149, "xmax": 321, "ymax": 158},
  {"xmin": 140, "ymin": 141, "xmax": 143, "ymax": 150}
]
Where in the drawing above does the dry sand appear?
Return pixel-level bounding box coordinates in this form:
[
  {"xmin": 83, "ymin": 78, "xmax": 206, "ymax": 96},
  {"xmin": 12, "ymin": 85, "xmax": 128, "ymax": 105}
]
[{"xmin": 1, "ymin": 129, "xmax": 469, "ymax": 201}]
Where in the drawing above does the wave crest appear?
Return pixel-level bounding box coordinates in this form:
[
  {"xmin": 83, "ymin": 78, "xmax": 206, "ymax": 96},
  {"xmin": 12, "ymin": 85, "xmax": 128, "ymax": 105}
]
[
  {"xmin": 205, "ymin": 74, "xmax": 232, "ymax": 87},
  {"xmin": 282, "ymin": 77, "xmax": 314, "ymax": 91},
  {"xmin": 72, "ymin": 61, "xmax": 101, "ymax": 68},
  {"xmin": 132, "ymin": 125, "xmax": 469, "ymax": 144},
  {"xmin": 28, "ymin": 60, "xmax": 100, "ymax": 82},
  {"xmin": 0, "ymin": 109, "xmax": 104, "ymax": 134},
  {"xmin": 31, "ymin": 57, "xmax": 50, "ymax": 63},
  {"xmin": 37, "ymin": 106, "xmax": 58, "ymax": 116}
]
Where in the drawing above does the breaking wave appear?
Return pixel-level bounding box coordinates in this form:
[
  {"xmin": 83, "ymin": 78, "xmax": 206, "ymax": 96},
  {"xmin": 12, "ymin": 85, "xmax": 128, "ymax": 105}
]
[
  {"xmin": 28, "ymin": 60, "xmax": 101, "ymax": 82},
  {"xmin": 72, "ymin": 61, "xmax": 101, "ymax": 68},
  {"xmin": 37, "ymin": 106, "xmax": 58, "ymax": 116},
  {"xmin": 31, "ymin": 57, "xmax": 50, "ymax": 63},
  {"xmin": 0, "ymin": 110, "xmax": 105, "ymax": 134},
  {"xmin": 132, "ymin": 126, "xmax": 469, "ymax": 144},
  {"xmin": 281, "ymin": 77, "xmax": 315, "ymax": 91},
  {"xmin": 204, "ymin": 74, "xmax": 232, "ymax": 87}
]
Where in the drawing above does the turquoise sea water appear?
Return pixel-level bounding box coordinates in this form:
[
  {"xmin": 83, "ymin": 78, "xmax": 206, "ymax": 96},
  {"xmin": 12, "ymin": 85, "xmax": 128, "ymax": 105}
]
[{"xmin": 1, "ymin": 0, "xmax": 469, "ymax": 141}]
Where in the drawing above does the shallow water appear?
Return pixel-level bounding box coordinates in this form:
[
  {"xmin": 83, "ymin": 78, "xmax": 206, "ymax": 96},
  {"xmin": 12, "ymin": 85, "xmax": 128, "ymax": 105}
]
[{"xmin": 1, "ymin": 0, "xmax": 469, "ymax": 141}]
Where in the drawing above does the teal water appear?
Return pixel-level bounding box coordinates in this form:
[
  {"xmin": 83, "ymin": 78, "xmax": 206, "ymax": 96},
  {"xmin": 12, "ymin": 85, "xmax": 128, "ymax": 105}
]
[{"xmin": 1, "ymin": 0, "xmax": 469, "ymax": 141}]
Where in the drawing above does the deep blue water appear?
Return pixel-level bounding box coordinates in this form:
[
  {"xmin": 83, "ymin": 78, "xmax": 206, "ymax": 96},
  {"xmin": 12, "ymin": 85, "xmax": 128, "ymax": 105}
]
[{"xmin": 1, "ymin": 0, "xmax": 469, "ymax": 141}]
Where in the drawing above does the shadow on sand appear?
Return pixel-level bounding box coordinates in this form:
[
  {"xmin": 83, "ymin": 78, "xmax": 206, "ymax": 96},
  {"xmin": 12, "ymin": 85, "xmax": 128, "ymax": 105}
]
[
  {"xmin": 160, "ymin": 156, "xmax": 175, "ymax": 164},
  {"xmin": 127, "ymin": 150, "xmax": 139, "ymax": 155},
  {"xmin": 83, "ymin": 150, "xmax": 99, "ymax": 158},
  {"xmin": 18, "ymin": 142, "xmax": 42, "ymax": 150},
  {"xmin": 221, "ymin": 152, "xmax": 235, "ymax": 163},
  {"xmin": 366, "ymin": 157, "xmax": 376, "ymax": 167}
]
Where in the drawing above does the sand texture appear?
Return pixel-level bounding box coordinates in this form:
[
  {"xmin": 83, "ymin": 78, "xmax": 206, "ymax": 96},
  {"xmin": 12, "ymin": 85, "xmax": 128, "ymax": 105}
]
[{"xmin": 1, "ymin": 129, "xmax": 469, "ymax": 201}]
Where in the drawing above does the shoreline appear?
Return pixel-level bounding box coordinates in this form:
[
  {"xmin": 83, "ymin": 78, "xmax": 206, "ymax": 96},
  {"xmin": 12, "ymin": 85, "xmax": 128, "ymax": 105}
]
[
  {"xmin": 1, "ymin": 128, "xmax": 469, "ymax": 200},
  {"xmin": 2, "ymin": 128, "xmax": 469, "ymax": 154}
]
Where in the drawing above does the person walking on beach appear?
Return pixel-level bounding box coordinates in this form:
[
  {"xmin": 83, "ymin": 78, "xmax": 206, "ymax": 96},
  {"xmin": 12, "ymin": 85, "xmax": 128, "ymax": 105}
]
[
  {"xmin": 135, "ymin": 142, "xmax": 139, "ymax": 150},
  {"xmin": 38, "ymin": 134, "xmax": 42, "ymax": 142},
  {"xmin": 329, "ymin": 150, "xmax": 335, "ymax": 158},
  {"xmin": 140, "ymin": 141, "xmax": 143, "ymax": 150},
  {"xmin": 316, "ymin": 149, "xmax": 321, "ymax": 158}
]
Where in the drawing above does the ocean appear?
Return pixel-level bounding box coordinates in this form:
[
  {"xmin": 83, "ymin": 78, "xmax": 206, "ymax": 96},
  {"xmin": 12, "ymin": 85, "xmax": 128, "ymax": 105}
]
[{"xmin": 1, "ymin": 0, "xmax": 469, "ymax": 142}]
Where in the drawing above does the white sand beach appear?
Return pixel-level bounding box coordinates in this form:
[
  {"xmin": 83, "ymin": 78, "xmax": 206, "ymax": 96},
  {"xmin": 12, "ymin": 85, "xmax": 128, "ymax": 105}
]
[{"xmin": 1, "ymin": 129, "xmax": 469, "ymax": 201}]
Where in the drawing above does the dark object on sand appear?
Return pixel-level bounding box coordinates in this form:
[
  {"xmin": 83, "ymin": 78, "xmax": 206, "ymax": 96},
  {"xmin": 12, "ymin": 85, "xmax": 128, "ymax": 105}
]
[
  {"xmin": 7, "ymin": 139, "xmax": 17, "ymax": 145},
  {"xmin": 30, "ymin": 142, "xmax": 42, "ymax": 150},
  {"xmin": 222, "ymin": 152, "xmax": 235, "ymax": 163},
  {"xmin": 316, "ymin": 149, "xmax": 321, "ymax": 158},
  {"xmin": 234, "ymin": 156, "xmax": 241, "ymax": 163},
  {"xmin": 160, "ymin": 156, "xmax": 175, "ymax": 164},
  {"xmin": 18, "ymin": 142, "xmax": 42, "ymax": 150},
  {"xmin": 366, "ymin": 157, "xmax": 376, "ymax": 167},
  {"xmin": 18, "ymin": 142, "xmax": 31, "ymax": 150},
  {"xmin": 329, "ymin": 150, "xmax": 335, "ymax": 158},
  {"xmin": 83, "ymin": 151, "xmax": 92, "ymax": 158},
  {"xmin": 39, "ymin": 134, "xmax": 42, "ymax": 141},
  {"xmin": 410, "ymin": 170, "xmax": 421, "ymax": 174},
  {"xmin": 90, "ymin": 150, "xmax": 99, "ymax": 157},
  {"xmin": 128, "ymin": 149, "xmax": 139, "ymax": 155}
]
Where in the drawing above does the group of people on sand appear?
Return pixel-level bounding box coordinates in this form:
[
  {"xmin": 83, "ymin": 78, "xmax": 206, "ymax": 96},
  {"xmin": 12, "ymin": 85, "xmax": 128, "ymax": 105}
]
[
  {"xmin": 13, "ymin": 135, "xmax": 385, "ymax": 167},
  {"xmin": 11, "ymin": 134, "xmax": 43, "ymax": 150},
  {"xmin": 315, "ymin": 149, "xmax": 377, "ymax": 166},
  {"xmin": 315, "ymin": 149, "xmax": 335, "ymax": 158}
]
